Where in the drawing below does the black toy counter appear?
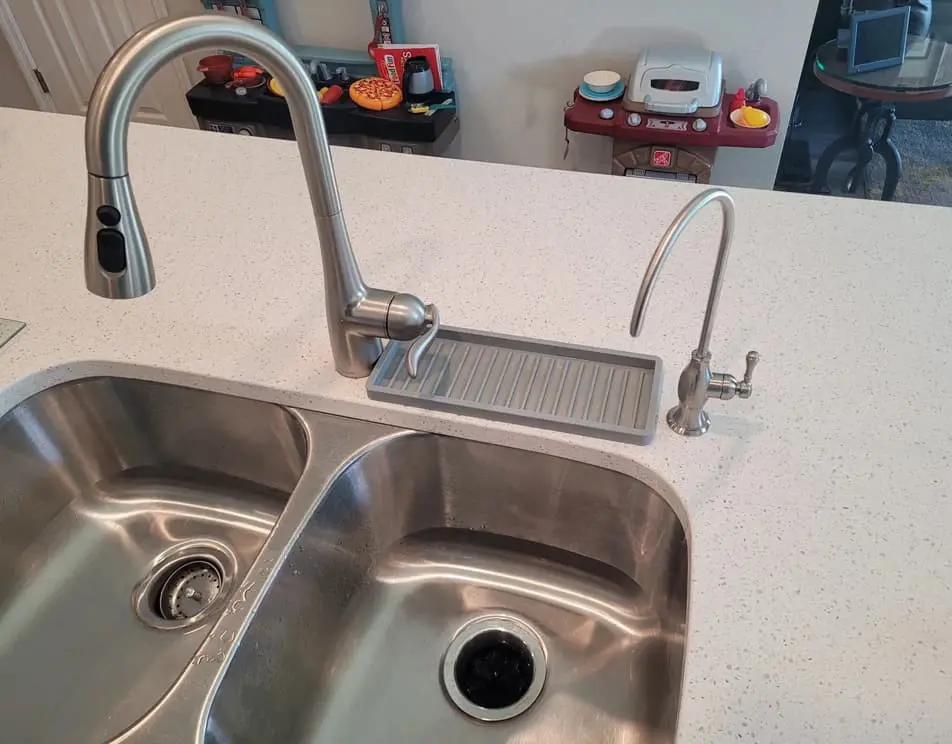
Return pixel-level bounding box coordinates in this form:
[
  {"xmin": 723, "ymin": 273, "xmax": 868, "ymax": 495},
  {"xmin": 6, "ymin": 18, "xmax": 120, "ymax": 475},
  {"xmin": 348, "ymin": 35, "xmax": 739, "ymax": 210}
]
[{"xmin": 186, "ymin": 80, "xmax": 459, "ymax": 155}]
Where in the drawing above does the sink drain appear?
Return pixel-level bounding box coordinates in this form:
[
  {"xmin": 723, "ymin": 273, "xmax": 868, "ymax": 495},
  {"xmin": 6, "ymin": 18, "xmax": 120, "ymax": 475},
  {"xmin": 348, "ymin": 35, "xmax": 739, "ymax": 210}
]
[
  {"xmin": 442, "ymin": 615, "xmax": 547, "ymax": 722},
  {"xmin": 134, "ymin": 543, "xmax": 236, "ymax": 630},
  {"xmin": 156, "ymin": 560, "xmax": 222, "ymax": 621}
]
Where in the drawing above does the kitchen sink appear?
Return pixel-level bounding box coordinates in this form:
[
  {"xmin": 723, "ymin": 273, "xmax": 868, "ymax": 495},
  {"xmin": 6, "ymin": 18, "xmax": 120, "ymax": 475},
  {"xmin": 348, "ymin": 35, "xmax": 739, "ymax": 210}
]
[
  {"xmin": 0, "ymin": 377, "xmax": 307, "ymax": 744},
  {"xmin": 206, "ymin": 431, "xmax": 688, "ymax": 744},
  {"xmin": 0, "ymin": 376, "xmax": 687, "ymax": 744}
]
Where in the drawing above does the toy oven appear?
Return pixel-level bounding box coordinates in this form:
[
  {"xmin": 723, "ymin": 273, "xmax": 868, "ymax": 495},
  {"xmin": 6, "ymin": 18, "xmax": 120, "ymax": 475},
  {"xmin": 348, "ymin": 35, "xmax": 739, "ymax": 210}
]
[{"xmin": 611, "ymin": 141, "xmax": 715, "ymax": 183}]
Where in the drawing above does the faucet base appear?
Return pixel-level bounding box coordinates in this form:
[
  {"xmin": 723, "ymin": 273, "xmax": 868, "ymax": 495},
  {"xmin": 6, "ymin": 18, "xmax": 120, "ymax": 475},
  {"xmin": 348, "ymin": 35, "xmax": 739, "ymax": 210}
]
[{"xmin": 666, "ymin": 405, "xmax": 711, "ymax": 437}]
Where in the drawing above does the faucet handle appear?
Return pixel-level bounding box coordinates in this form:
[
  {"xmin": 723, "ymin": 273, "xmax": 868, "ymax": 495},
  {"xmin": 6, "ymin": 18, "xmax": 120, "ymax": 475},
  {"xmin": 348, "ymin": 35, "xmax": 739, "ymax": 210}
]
[
  {"xmin": 406, "ymin": 304, "xmax": 440, "ymax": 378},
  {"xmin": 738, "ymin": 350, "xmax": 760, "ymax": 399}
]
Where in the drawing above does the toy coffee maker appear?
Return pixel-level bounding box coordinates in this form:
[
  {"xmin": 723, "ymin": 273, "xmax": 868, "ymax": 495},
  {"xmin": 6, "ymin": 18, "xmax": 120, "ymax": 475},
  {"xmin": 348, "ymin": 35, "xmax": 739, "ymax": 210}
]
[{"xmin": 403, "ymin": 56, "xmax": 436, "ymax": 102}]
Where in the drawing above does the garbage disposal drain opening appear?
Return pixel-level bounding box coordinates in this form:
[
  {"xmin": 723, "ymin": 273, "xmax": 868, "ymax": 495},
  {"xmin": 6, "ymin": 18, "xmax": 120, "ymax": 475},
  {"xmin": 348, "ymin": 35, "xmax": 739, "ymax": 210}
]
[
  {"xmin": 442, "ymin": 615, "xmax": 547, "ymax": 722},
  {"xmin": 455, "ymin": 630, "xmax": 534, "ymax": 709}
]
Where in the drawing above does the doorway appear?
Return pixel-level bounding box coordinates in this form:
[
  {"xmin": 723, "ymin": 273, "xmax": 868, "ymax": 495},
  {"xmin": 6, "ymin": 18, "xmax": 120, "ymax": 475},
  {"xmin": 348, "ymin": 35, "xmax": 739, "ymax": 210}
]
[{"xmin": 0, "ymin": 0, "xmax": 200, "ymax": 128}]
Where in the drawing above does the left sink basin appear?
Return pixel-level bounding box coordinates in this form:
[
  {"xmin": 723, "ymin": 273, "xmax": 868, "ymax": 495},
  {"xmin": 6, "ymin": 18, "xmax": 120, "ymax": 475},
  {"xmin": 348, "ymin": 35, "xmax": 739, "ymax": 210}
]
[{"xmin": 0, "ymin": 377, "xmax": 307, "ymax": 744}]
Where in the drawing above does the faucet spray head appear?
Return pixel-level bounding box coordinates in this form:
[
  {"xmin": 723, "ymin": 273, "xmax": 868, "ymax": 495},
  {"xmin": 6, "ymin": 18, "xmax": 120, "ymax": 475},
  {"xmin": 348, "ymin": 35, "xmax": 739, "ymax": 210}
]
[{"xmin": 85, "ymin": 173, "xmax": 155, "ymax": 299}]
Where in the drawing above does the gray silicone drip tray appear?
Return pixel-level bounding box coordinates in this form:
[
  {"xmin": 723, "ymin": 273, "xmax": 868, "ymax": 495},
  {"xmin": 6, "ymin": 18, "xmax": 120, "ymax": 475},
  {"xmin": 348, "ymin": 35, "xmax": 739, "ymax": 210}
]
[{"xmin": 367, "ymin": 327, "xmax": 662, "ymax": 445}]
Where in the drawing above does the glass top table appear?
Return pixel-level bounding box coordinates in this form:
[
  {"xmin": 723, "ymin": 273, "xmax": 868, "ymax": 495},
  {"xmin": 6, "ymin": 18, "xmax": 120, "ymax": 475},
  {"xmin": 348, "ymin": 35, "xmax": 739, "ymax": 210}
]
[
  {"xmin": 814, "ymin": 36, "xmax": 952, "ymax": 101},
  {"xmin": 810, "ymin": 35, "xmax": 952, "ymax": 201}
]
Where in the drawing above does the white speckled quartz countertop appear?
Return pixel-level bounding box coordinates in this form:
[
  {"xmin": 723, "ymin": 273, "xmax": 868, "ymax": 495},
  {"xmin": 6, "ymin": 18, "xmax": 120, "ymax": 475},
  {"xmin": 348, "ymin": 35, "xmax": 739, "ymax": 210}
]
[{"xmin": 1, "ymin": 107, "xmax": 950, "ymax": 742}]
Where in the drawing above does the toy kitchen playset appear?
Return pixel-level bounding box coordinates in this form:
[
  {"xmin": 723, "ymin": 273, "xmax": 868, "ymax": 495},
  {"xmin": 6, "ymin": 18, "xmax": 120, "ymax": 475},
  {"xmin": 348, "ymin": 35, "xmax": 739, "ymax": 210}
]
[
  {"xmin": 187, "ymin": 0, "xmax": 459, "ymax": 155},
  {"xmin": 565, "ymin": 48, "xmax": 779, "ymax": 182}
]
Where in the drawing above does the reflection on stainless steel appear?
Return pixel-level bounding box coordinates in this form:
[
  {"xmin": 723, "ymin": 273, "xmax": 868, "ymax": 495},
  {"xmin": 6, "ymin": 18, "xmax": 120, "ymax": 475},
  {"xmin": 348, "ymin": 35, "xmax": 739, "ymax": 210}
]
[
  {"xmin": 630, "ymin": 188, "xmax": 760, "ymax": 436},
  {"xmin": 207, "ymin": 433, "xmax": 688, "ymax": 744},
  {"xmin": 84, "ymin": 14, "xmax": 438, "ymax": 378},
  {"xmin": 0, "ymin": 377, "xmax": 688, "ymax": 744},
  {"xmin": 0, "ymin": 378, "xmax": 306, "ymax": 744},
  {"xmin": 377, "ymin": 549, "xmax": 660, "ymax": 636}
]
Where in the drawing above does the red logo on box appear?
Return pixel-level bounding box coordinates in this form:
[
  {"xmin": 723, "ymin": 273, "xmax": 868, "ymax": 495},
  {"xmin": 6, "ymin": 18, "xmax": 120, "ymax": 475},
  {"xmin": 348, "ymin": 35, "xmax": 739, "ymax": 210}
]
[{"xmin": 652, "ymin": 149, "xmax": 673, "ymax": 168}]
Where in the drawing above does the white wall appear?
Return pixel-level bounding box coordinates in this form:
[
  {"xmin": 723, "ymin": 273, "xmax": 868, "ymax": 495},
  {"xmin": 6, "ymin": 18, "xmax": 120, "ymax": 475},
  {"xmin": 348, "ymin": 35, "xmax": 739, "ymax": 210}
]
[
  {"xmin": 276, "ymin": 0, "xmax": 371, "ymax": 50},
  {"xmin": 275, "ymin": 0, "xmax": 820, "ymax": 189}
]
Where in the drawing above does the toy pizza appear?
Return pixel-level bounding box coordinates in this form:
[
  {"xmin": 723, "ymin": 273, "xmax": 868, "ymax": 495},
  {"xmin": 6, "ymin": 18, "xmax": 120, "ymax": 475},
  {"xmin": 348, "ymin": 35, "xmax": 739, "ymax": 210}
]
[{"xmin": 349, "ymin": 76, "xmax": 403, "ymax": 111}]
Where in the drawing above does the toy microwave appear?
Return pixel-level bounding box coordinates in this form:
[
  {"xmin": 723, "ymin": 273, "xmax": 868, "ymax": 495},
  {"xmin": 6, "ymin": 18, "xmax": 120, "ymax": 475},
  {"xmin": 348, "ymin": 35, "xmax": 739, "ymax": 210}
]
[{"xmin": 623, "ymin": 47, "xmax": 725, "ymax": 116}]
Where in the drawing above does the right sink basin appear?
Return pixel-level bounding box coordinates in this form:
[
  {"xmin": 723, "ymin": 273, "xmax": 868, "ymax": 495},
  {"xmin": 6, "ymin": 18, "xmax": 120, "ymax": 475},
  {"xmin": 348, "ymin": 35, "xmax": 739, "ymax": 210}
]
[{"xmin": 207, "ymin": 431, "xmax": 689, "ymax": 744}]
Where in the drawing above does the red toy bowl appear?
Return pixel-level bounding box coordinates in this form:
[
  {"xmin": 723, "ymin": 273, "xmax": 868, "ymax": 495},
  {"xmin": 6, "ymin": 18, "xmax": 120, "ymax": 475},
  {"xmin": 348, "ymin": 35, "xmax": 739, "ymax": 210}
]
[{"xmin": 197, "ymin": 54, "xmax": 233, "ymax": 84}]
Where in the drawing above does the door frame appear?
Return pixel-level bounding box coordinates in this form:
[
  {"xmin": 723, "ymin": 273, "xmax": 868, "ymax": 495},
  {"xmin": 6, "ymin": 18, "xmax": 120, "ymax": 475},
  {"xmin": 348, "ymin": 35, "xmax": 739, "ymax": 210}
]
[
  {"xmin": 0, "ymin": 0, "xmax": 56, "ymax": 112},
  {"xmin": 0, "ymin": 0, "xmax": 195, "ymax": 117}
]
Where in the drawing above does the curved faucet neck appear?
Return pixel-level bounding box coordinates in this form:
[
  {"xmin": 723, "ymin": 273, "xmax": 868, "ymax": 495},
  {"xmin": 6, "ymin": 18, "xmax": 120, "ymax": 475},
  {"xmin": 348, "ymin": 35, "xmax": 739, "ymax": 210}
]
[
  {"xmin": 89, "ymin": 17, "xmax": 331, "ymax": 203},
  {"xmin": 86, "ymin": 14, "xmax": 350, "ymax": 226},
  {"xmin": 629, "ymin": 188, "xmax": 735, "ymax": 357},
  {"xmin": 84, "ymin": 14, "xmax": 395, "ymax": 377}
]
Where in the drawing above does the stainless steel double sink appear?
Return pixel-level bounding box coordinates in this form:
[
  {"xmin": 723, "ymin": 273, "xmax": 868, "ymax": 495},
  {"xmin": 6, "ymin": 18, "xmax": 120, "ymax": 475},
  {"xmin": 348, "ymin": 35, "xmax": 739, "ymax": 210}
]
[{"xmin": 0, "ymin": 377, "xmax": 688, "ymax": 744}]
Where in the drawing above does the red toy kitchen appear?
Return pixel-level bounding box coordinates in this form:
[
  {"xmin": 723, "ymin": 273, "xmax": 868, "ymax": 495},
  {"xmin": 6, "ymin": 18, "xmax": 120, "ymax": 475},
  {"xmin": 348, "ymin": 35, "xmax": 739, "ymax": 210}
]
[{"xmin": 564, "ymin": 48, "xmax": 780, "ymax": 183}]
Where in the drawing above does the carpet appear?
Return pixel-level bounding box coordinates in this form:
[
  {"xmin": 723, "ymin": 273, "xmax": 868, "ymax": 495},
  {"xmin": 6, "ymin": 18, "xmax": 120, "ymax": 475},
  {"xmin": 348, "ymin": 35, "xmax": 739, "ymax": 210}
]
[{"xmin": 867, "ymin": 118, "xmax": 952, "ymax": 205}]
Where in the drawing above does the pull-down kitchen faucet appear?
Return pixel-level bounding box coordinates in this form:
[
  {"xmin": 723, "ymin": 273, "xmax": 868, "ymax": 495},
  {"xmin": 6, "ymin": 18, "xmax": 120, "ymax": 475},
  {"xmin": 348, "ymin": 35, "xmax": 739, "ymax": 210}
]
[
  {"xmin": 630, "ymin": 188, "xmax": 759, "ymax": 436},
  {"xmin": 84, "ymin": 14, "xmax": 438, "ymax": 378}
]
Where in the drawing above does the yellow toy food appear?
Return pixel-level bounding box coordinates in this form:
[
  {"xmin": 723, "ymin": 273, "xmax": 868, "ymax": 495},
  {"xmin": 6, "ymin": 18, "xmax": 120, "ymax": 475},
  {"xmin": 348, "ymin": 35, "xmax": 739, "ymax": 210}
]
[{"xmin": 740, "ymin": 105, "xmax": 769, "ymax": 129}]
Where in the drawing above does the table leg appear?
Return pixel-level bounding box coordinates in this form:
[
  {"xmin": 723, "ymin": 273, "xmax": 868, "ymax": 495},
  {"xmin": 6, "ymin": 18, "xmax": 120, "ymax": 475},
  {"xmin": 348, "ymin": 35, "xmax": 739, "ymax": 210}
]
[
  {"xmin": 873, "ymin": 107, "xmax": 901, "ymax": 201},
  {"xmin": 810, "ymin": 101, "xmax": 902, "ymax": 201},
  {"xmin": 811, "ymin": 134, "xmax": 860, "ymax": 195}
]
